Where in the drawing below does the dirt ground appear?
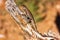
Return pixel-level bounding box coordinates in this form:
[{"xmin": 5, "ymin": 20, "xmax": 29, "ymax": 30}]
[
  {"xmin": 0, "ymin": 8, "xmax": 59, "ymax": 40},
  {"xmin": 0, "ymin": 0, "xmax": 59, "ymax": 40}
]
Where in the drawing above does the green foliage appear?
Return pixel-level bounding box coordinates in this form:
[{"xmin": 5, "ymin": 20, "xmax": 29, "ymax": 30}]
[
  {"xmin": 15, "ymin": 0, "xmax": 55, "ymax": 22},
  {"xmin": 15, "ymin": 0, "xmax": 25, "ymax": 5}
]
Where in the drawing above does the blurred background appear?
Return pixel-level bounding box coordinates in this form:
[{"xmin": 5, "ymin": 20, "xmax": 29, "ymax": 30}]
[
  {"xmin": 15, "ymin": 0, "xmax": 55, "ymax": 22},
  {"xmin": 15, "ymin": 0, "xmax": 60, "ymax": 34},
  {"xmin": 0, "ymin": 0, "xmax": 60, "ymax": 40}
]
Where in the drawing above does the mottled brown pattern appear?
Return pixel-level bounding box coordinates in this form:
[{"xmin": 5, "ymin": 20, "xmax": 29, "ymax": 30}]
[{"xmin": 0, "ymin": 0, "xmax": 59, "ymax": 40}]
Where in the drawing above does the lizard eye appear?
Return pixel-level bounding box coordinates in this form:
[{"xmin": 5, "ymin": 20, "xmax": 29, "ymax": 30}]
[
  {"xmin": 27, "ymin": 17, "xmax": 32, "ymax": 23},
  {"xmin": 27, "ymin": 17, "xmax": 30, "ymax": 19}
]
